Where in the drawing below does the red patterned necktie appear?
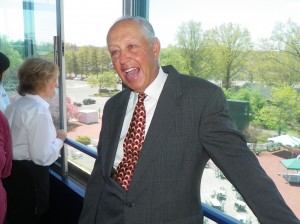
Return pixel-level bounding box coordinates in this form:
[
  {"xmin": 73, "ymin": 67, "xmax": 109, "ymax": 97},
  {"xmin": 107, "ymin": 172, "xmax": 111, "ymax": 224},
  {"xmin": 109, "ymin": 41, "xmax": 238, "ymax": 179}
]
[{"xmin": 114, "ymin": 93, "xmax": 147, "ymax": 191}]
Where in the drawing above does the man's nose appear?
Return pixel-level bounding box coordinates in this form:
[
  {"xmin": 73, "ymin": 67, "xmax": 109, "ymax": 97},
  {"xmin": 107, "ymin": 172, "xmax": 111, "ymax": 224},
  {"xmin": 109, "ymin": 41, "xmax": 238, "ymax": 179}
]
[{"xmin": 119, "ymin": 51, "xmax": 130, "ymax": 64}]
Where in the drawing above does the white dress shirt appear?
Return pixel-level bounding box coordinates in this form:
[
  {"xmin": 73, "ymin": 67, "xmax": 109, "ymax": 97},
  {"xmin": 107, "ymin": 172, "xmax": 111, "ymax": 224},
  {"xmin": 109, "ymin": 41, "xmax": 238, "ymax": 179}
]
[
  {"xmin": 0, "ymin": 82, "xmax": 10, "ymax": 112},
  {"xmin": 4, "ymin": 94, "xmax": 64, "ymax": 166},
  {"xmin": 114, "ymin": 67, "xmax": 168, "ymax": 168}
]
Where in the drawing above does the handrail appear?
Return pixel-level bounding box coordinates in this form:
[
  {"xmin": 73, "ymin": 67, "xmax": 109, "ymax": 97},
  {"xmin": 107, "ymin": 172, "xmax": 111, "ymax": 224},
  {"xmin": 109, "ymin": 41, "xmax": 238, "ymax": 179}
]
[
  {"xmin": 202, "ymin": 203, "xmax": 241, "ymax": 224},
  {"xmin": 65, "ymin": 138, "xmax": 98, "ymax": 158},
  {"xmin": 64, "ymin": 137, "xmax": 241, "ymax": 224}
]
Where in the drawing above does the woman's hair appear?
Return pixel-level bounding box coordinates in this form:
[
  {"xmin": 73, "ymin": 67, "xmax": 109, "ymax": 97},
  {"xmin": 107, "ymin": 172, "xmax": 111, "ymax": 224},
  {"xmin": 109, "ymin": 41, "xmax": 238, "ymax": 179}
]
[
  {"xmin": 18, "ymin": 57, "xmax": 59, "ymax": 96},
  {"xmin": 0, "ymin": 52, "xmax": 10, "ymax": 81}
]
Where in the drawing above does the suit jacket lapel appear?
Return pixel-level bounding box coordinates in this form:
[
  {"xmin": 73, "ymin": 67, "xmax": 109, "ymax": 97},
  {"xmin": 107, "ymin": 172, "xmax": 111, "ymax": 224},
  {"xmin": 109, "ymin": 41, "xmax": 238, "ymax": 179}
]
[
  {"xmin": 128, "ymin": 65, "xmax": 182, "ymax": 193},
  {"xmin": 101, "ymin": 89, "xmax": 131, "ymax": 179}
]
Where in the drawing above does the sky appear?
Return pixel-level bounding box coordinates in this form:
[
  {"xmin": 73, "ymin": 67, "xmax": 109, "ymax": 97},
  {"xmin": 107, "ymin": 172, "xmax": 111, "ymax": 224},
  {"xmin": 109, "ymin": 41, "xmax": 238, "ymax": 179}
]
[
  {"xmin": 63, "ymin": 0, "xmax": 121, "ymax": 47},
  {"xmin": 63, "ymin": 0, "xmax": 300, "ymax": 48},
  {"xmin": 149, "ymin": 0, "xmax": 300, "ymax": 47},
  {"xmin": 2, "ymin": 0, "xmax": 300, "ymax": 48}
]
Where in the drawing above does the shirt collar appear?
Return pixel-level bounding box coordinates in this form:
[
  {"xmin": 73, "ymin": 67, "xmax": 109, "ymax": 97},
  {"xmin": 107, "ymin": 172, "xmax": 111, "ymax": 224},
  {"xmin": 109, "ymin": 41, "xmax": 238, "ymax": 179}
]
[
  {"xmin": 144, "ymin": 67, "xmax": 168, "ymax": 101},
  {"xmin": 25, "ymin": 94, "xmax": 50, "ymax": 109}
]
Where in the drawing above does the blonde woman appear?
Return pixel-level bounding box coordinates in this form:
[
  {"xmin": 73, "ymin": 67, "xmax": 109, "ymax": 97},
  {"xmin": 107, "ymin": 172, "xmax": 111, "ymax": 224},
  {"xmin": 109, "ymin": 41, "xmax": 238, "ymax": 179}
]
[{"xmin": 4, "ymin": 57, "xmax": 66, "ymax": 224}]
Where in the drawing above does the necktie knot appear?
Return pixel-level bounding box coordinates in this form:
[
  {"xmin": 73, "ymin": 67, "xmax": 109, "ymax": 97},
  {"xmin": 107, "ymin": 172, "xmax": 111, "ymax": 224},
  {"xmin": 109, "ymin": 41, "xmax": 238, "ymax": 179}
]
[{"xmin": 138, "ymin": 93, "xmax": 147, "ymax": 102}]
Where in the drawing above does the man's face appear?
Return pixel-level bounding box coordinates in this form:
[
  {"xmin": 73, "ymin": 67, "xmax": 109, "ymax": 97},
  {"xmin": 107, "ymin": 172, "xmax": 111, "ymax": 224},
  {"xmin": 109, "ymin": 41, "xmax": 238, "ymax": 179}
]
[{"xmin": 107, "ymin": 20, "xmax": 160, "ymax": 93}]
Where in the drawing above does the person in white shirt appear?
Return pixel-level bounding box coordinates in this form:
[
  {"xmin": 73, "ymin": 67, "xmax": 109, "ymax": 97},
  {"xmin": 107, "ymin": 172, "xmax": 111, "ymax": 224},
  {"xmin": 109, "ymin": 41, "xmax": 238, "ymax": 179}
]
[
  {"xmin": 3, "ymin": 57, "xmax": 67, "ymax": 224},
  {"xmin": 0, "ymin": 52, "xmax": 10, "ymax": 112}
]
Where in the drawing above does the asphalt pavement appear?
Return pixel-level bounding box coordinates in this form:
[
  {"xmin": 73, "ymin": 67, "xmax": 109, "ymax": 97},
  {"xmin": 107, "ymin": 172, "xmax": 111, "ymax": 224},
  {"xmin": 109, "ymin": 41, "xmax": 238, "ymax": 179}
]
[{"xmin": 66, "ymin": 79, "xmax": 112, "ymax": 114}]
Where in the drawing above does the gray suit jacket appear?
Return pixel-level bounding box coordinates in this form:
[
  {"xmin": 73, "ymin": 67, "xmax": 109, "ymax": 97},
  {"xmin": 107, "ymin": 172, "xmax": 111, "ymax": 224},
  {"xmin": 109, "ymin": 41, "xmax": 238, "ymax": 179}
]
[{"xmin": 79, "ymin": 65, "xmax": 299, "ymax": 224}]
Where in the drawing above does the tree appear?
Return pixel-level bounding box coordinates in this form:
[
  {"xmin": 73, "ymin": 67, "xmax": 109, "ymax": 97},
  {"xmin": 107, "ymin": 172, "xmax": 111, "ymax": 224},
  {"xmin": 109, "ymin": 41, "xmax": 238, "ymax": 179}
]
[
  {"xmin": 87, "ymin": 71, "xmax": 118, "ymax": 91},
  {"xmin": 78, "ymin": 46, "xmax": 90, "ymax": 77},
  {"xmin": 0, "ymin": 37, "xmax": 23, "ymax": 92},
  {"xmin": 245, "ymin": 51, "xmax": 282, "ymax": 86},
  {"xmin": 267, "ymin": 20, "xmax": 300, "ymax": 60},
  {"xmin": 206, "ymin": 23, "xmax": 252, "ymax": 89},
  {"xmin": 176, "ymin": 20, "xmax": 210, "ymax": 78},
  {"xmin": 65, "ymin": 43, "xmax": 79, "ymax": 77},
  {"xmin": 224, "ymin": 87, "xmax": 266, "ymax": 121},
  {"xmin": 255, "ymin": 85, "xmax": 300, "ymax": 135},
  {"xmin": 66, "ymin": 96, "xmax": 79, "ymax": 121},
  {"xmin": 259, "ymin": 20, "xmax": 300, "ymax": 86},
  {"xmin": 90, "ymin": 47, "xmax": 101, "ymax": 76},
  {"xmin": 160, "ymin": 46, "xmax": 187, "ymax": 74},
  {"xmin": 64, "ymin": 44, "xmax": 113, "ymax": 79},
  {"xmin": 98, "ymin": 47, "xmax": 112, "ymax": 75}
]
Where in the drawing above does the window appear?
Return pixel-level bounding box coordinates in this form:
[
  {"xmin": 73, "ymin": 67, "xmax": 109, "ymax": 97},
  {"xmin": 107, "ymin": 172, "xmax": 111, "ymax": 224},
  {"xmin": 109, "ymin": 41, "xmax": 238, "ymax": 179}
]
[
  {"xmin": 1, "ymin": 1, "xmax": 299, "ymax": 222},
  {"xmin": 149, "ymin": 0, "xmax": 300, "ymax": 222},
  {"xmin": 64, "ymin": 0, "xmax": 122, "ymax": 175}
]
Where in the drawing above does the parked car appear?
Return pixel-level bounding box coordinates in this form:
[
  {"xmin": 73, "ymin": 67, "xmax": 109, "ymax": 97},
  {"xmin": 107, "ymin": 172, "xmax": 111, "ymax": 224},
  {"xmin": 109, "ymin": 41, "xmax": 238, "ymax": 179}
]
[
  {"xmin": 98, "ymin": 88, "xmax": 110, "ymax": 93},
  {"xmin": 74, "ymin": 102, "xmax": 82, "ymax": 107},
  {"xmin": 71, "ymin": 151, "xmax": 83, "ymax": 159},
  {"xmin": 82, "ymin": 98, "xmax": 96, "ymax": 105}
]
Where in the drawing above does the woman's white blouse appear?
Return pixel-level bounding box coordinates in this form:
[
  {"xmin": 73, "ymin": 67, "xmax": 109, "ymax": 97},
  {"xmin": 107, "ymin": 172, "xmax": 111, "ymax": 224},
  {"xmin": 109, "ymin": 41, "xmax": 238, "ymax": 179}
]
[
  {"xmin": 0, "ymin": 82, "xmax": 10, "ymax": 112},
  {"xmin": 4, "ymin": 94, "xmax": 63, "ymax": 166}
]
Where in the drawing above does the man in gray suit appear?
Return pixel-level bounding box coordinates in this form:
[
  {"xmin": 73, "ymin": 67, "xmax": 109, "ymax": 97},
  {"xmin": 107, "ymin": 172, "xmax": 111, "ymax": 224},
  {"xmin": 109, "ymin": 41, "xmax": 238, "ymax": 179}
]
[{"xmin": 79, "ymin": 16, "xmax": 300, "ymax": 224}]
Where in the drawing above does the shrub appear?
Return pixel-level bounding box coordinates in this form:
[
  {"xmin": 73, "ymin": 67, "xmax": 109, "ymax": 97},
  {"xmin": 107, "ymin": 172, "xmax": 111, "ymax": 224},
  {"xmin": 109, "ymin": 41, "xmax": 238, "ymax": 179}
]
[{"xmin": 76, "ymin": 136, "xmax": 91, "ymax": 145}]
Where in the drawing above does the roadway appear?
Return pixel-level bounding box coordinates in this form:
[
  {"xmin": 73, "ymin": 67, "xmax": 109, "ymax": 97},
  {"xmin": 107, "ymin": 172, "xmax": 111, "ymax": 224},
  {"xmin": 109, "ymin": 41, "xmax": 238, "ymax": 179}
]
[{"xmin": 66, "ymin": 79, "xmax": 113, "ymax": 114}]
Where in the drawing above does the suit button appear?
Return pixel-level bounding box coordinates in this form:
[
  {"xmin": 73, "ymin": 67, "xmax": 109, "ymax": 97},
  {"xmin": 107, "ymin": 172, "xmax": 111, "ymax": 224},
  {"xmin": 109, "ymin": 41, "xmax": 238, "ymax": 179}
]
[{"xmin": 126, "ymin": 203, "xmax": 136, "ymax": 208}]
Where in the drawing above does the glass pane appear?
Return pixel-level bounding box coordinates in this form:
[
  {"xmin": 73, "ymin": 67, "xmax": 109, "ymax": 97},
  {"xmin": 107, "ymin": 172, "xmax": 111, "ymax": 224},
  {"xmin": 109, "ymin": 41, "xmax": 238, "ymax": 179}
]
[
  {"xmin": 23, "ymin": 0, "xmax": 57, "ymax": 58},
  {"xmin": 0, "ymin": 0, "xmax": 57, "ymax": 57},
  {"xmin": 0, "ymin": 0, "xmax": 62, "ymax": 161},
  {"xmin": 0, "ymin": 0, "xmax": 58, "ymax": 116},
  {"xmin": 149, "ymin": 0, "xmax": 300, "ymax": 222},
  {"xmin": 0, "ymin": 1, "xmax": 23, "ymax": 104},
  {"xmin": 68, "ymin": 145, "xmax": 96, "ymax": 174},
  {"xmin": 0, "ymin": 0, "xmax": 57, "ymax": 92},
  {"xmin": 64, "ymin": 0, "xmax": 122, "ymax": 172}
]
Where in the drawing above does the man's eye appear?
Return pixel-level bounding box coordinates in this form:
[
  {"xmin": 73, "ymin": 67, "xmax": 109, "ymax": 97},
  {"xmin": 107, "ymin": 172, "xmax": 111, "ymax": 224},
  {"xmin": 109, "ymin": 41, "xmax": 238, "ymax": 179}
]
[
  {"xmin": 128, "ymin": 45, "xmax": 135, "ymax": 49},
  {"xmin": 110, "ymin": 50, "xmax": 119, "ymax": 56}
]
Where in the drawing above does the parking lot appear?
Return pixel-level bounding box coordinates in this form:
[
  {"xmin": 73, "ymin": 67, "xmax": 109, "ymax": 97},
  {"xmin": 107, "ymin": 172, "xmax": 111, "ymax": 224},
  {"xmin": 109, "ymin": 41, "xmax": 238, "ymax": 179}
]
[{"xmin": 66, "ymin": 79, "xmax": 110, "ymax": 113}]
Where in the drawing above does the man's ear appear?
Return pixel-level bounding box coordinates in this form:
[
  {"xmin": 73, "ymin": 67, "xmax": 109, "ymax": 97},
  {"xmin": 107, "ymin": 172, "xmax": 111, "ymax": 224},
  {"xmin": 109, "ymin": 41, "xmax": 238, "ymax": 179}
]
[{"xmin": 153, "ymin": 38, "xmax": 161, "ymax": 58}]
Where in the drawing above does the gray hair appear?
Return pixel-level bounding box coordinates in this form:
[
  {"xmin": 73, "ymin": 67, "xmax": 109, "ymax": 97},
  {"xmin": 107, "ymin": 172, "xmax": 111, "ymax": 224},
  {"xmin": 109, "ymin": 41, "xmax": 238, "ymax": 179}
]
[{"xmin": 110, "ymin": 16, "xmax": 157, "ymax": 44}]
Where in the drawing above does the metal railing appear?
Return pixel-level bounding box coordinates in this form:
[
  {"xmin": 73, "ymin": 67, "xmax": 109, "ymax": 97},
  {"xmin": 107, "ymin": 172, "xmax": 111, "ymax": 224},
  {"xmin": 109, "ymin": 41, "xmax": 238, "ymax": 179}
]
[{"xmin": 64, "ymin": 138, "xmax": 241, "ymax": 224}]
